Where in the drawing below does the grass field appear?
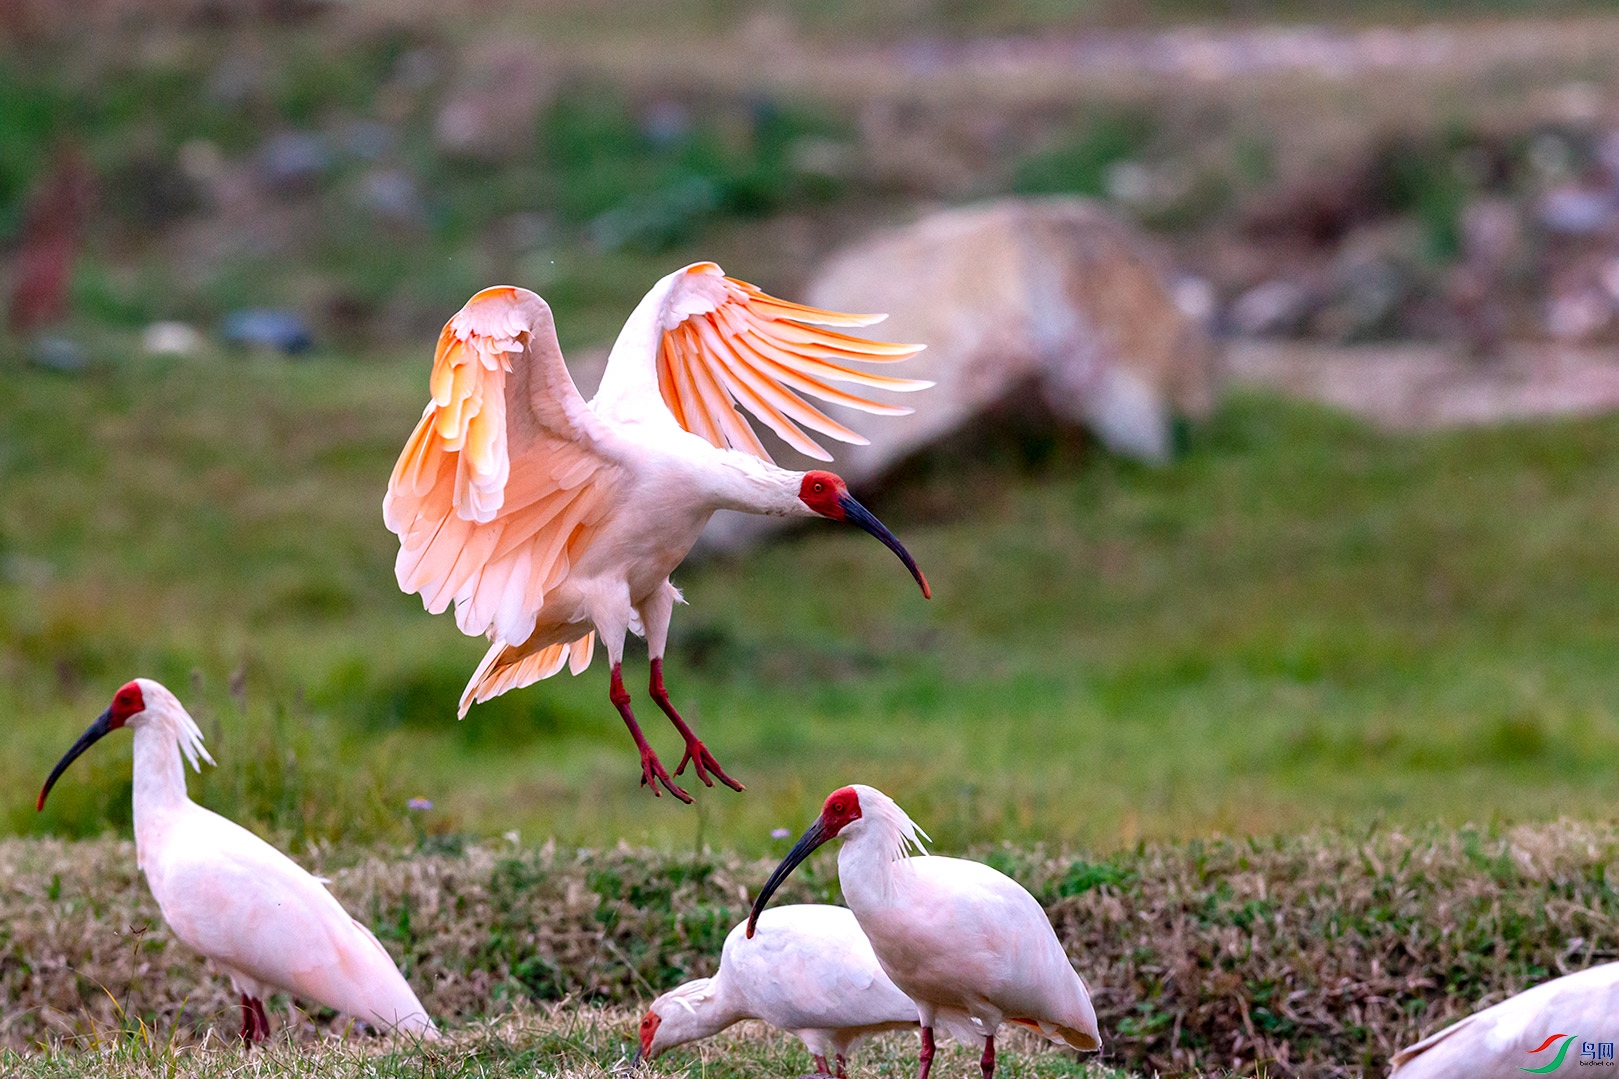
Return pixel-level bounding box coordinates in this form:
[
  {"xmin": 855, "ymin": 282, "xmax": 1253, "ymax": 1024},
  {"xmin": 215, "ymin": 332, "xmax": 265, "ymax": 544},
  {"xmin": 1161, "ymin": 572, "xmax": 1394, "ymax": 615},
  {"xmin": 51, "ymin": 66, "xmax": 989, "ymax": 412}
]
[
  {"xmin": 4, "ymin": 332, "xmax": 1619, "ymax": 855},
  {"xmin": 7, "ymin": 823, "xmax": 1615, "ymax": 1076},
  {"xmin": 2, "ymin": 1011, "xmax": 1141, "ymax": 1079}
]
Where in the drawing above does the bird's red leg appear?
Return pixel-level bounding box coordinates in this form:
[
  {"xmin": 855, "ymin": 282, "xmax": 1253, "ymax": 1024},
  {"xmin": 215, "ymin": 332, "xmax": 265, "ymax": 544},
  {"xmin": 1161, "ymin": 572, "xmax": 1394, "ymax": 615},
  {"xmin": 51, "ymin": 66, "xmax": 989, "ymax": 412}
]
[
  {"xmin": 251, "ymin": 998, "xmax": 271, "ymax": 1042},
  {"xmin": 648, "ymin": 658, "xmax": 744, "ymax": 792},
  {"xmin": 980, "ymin": 1034, "xmax": 995, "ymax": 1079},
  {"xmin": 813, "ymin": 1054, "xmax": 830, "ymax": 1075},
  {"xmin": 835, "ymin": 1053, "xmax": 848, "ymax": 1078},
  {"xmin": 239, "ymin": 994, "xmax": 254, "ymax": 1045},
  {"xmin": 611, "ymin": 663, "xmax": 691, "ymax": 803},
  {"xmin": 918, "ymin": 1026, "xmax": 936, "ymax": 1079}
]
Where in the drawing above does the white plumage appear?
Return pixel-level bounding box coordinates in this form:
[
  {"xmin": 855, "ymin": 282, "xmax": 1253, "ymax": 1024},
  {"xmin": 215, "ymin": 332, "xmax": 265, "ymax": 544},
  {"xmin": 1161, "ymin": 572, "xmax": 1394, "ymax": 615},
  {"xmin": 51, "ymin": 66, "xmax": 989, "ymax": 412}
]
[
  {"xmin": 1389, "ymin": 962, "xmax": 1619, "ymax": 1078},
  {"xmin": 748, "ymin": 785, "xmax": 1101, "ymax": 1079},
  {"xmin": 36, "ymin": 678, "xmax": 437, "ymax": 1043},
  {"xmin": 384, "ymin": 263, "xmax": 932, "ymax": 802},
  {"xmin": 636, "ymin": 905, "xmax": 919, "ymax": 1076}
]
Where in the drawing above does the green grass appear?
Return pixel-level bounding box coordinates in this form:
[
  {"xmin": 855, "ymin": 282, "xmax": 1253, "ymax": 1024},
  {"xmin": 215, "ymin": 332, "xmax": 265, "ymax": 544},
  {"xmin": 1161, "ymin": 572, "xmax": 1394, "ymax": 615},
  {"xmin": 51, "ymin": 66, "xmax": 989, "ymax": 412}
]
[
  {"xmin": 5, "ymin": 825, "xmax": 1613, "ymax": 1073},
  {"xmin": 4, "ymin": 335, "xmax": 1619, "ymax": 853},
  {"xmin": 1, "ymin": 1008, "xmax": 1147, "ymax": 1079}
]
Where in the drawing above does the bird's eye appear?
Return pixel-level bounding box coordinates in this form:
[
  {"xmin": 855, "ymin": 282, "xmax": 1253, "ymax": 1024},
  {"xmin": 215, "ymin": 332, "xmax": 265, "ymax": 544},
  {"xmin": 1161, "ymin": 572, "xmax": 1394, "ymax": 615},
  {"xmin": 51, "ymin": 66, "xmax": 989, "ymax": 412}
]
[{"xmin": 813, "ymin": 482, "xmax": 824, "ymax": 492}]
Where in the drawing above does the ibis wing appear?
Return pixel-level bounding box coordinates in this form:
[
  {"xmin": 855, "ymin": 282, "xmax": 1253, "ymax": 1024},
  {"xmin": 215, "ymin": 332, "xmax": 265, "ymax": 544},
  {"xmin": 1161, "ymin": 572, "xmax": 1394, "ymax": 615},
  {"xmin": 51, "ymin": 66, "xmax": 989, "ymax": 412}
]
[
  {"xmin": 457, "ymin": 630, "xmax": 596, "ymax": 718},
  {"xmin": 599, "ymin": 262, "xmax": 930, "ymax": 463},
  {"xmin": 385, "ymin": 287, "xmax": 623, "ymax": 647}
]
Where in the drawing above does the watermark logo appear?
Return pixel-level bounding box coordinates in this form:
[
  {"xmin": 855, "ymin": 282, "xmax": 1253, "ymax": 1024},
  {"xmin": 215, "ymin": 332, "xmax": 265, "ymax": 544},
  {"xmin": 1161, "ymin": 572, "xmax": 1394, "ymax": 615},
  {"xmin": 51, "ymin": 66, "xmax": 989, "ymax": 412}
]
[{"xmin": 1520, "ymin": 1034, "xmax": 1616, "ymax": 1072}]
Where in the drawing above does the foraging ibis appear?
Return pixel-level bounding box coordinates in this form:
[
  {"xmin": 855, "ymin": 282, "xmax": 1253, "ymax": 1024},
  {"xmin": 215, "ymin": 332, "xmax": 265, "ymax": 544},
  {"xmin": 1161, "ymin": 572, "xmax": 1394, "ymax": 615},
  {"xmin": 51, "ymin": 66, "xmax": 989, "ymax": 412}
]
[
  {"xmin": 748, "ymin": 785, "xmax": 1101, "ymax": 1079},
  {"xmin": 384, "ymin": 263, "xmax": 931, "ymax": 802},
  {"xmin": 634, "ymin": 904, "xmax": 919, "ymax": 1077},
  {"xmin": 1389, "ymin": 962, "xmax": 1619, "ymax": 1078},
  {"xmin": 36, "ymin": 679, "xmax": 437, "ymax": 1043}
]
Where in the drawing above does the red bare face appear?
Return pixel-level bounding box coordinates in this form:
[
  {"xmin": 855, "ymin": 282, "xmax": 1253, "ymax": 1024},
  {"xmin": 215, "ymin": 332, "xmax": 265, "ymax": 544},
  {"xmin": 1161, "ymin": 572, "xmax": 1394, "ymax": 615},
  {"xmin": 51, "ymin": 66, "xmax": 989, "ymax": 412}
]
[
  {"xmin": 798, "ymin": 471, "xmax": 848, "ymax": 519},
  {"xmin": 819, "ymin": 785, "xmax": 863, "ymax": 838},
  {"xmin": 638, "ymin": 1010, "xmax": 662, "ymax": 1056},
  {"xmin": 108, "ymin": 681, "xmax": 145, "ymax": 729}
]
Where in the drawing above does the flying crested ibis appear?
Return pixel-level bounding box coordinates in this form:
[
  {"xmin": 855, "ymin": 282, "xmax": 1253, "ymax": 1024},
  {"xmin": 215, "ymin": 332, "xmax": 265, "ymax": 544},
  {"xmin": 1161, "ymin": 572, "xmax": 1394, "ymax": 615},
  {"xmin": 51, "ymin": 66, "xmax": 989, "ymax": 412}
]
[
  {"xmin": 36, "ymin": 679, "xmax": 437, "ymax": 1043},
  {"xmin": 748, "ymin": 785, "xmax": 1101, "ymax": 1079},
  {"xmin": 1389, "ymin": 962, "xmax": 1619, "ymax": 1078},
  {"xmin": 384, "ymin": 263, "xmax": 931, "ymax": 802},
  {"xmin": 634, "ymin": 904, "xmax": 919, "ymax": 1077}
]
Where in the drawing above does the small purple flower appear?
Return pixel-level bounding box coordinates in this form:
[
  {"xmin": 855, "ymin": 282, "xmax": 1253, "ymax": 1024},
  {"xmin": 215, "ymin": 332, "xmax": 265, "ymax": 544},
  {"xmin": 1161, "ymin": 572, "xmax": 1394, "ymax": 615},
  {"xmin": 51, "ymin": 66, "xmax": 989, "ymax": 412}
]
[
  {"xmin": 407, "ymin": 797, "xmax": 434, "ymax": 812},
  {"xmin": 770, "ymin": 828, "xmax": 791, "ymax": 839}
]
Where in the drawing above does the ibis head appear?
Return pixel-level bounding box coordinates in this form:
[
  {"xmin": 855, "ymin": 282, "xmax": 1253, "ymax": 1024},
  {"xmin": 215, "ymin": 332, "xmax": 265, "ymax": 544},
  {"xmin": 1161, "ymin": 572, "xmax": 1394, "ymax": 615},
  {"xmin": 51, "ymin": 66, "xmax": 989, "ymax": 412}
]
[
  {"xmin": 797, "ymin": 472, "xmax": 930, "ymax": 599},
  {"xmin": 747, "ymin": 786, "xmax": 865, "ymax": 937}
]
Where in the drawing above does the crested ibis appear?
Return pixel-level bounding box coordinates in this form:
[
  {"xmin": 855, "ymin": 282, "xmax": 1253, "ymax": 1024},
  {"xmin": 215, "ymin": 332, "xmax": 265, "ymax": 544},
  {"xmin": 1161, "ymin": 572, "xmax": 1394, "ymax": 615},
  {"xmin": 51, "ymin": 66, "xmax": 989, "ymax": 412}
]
[
  {"xmin": 634, "ymin": 904, "xmax": 919, "ymax": 1077},
  {"xmin": 36, "ymin": 678, "xmax": 437, "ymax": 1043},
  {"xmin": 384, "ymin": 263, "xmax": 932, "ymax": 802},
  {"xmin": 1389, "ymin": 962, "xmax": 1619, "ymax": 1078},
  {"xmin": 748, "ymin": 785, "xmax": 1101, "ymax": 1079}
]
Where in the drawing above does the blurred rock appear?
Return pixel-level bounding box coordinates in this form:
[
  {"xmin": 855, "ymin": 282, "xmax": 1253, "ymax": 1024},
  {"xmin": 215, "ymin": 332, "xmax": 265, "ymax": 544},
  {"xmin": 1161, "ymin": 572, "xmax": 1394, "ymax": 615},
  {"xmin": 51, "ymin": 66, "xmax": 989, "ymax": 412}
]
[
  {"xmin": 142, "ymin": 321, "xmax": 204, "ymax": 356},
  {"xmin": 257, "ymin": 131, "xmax": 330, "ymax": 194},
  {"xmin": 1597, "ymin": 129, "xmax": 1619, "ymax": 180},
  {"xmin": 1460, "ymin": 198, "xmax": 1523, "ymax": 266},
  {"xmin": 1171, "ymin": 274, "xmax": 1218, "ymax": 327},
  {"xmin": 177, "ymin": 139, "xmax": 227, "ymax": 191},
  {"xmin": 220, "ymin": 309, "xmax": 313, "ymax": 354},
  {"xmin": 434, "ymin": 45, "xmax": 557, "ymax": 162},
  {"xmin": 500, "ymin": 211, "xmax": 557, "ymax": 253},
  {"xmin": 27, "ymin": 335, "xmax": 88, "ymax": 373},
  {"xmin": 338, "ymin": 119, "xmax": 395, "ymax": 162},
  {"xmin": 357, "ymin": 168, "xmax": 425, "ymax": 227},
  {"xmin": 392, "ymin": 48, "xmax": 441, "ymax": 92},
  {"xmin": 1537, "ymin": 184, "xmax": 1615, "ymax": 236},
  {"xmin": 1546, "ymin": 288, "xmax": 1611, "ymax": 341},
  {"xmin": 108, "ymin": 153, "xmax": 202, "ymax": 229},
  {"xmin": 1312, "ymin": 253, "xmax": 1406, "ymax": 342},
  {"xmin": 703, "ymin": 197, "xmax": 1217, "ymax": 549},
  {"xmin": 1231, "ymin": 280, "xmax": 1314, "ymax": 338},
  {"xmin": 641, "ymin": 100, "xmax": 691, "ymax": 147},
  {"xmin": 206, "ymin": 54, "xmax": 262, "ymax": 108}
]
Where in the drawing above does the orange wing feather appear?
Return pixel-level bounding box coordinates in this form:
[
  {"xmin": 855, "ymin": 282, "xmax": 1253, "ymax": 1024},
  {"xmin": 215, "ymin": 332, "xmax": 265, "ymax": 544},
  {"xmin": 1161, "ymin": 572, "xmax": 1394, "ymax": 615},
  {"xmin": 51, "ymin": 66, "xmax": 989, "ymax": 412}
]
[
  {"xmin": 656, "ymin": 267, "xmax": 929, "ymax": 462},
  {"xmin": 385, "ymin": 287, "xmax": 620, "ymax": 654}
]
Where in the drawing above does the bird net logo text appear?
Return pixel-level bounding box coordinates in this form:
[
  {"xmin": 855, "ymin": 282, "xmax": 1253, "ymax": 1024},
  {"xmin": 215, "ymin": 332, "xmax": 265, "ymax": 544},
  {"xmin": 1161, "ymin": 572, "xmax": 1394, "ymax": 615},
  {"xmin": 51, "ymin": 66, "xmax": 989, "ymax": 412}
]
[{"xmin": 1520, "ymin": 1035, "xmax": 1616, "ymax": 1072}]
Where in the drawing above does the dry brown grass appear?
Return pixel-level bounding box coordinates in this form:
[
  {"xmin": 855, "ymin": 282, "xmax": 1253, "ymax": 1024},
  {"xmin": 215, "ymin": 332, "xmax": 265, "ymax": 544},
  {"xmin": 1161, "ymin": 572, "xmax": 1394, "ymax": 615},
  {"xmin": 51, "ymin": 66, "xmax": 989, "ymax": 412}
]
[{"xmin": 4, "ymin": 822, "xmax": 1617, "ymax": 1076}]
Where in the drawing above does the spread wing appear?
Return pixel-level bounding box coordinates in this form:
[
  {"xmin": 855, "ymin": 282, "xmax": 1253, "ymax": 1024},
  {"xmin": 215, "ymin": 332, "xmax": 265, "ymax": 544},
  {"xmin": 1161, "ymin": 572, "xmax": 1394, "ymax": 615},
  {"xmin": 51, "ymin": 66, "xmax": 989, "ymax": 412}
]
[
  {"xmin": 384, "ymin": 286, "xmax": 623, "ymax": 647},
  {"xmin": 595, "ymin": 261, "xmax": 930, "ymax": 462}
]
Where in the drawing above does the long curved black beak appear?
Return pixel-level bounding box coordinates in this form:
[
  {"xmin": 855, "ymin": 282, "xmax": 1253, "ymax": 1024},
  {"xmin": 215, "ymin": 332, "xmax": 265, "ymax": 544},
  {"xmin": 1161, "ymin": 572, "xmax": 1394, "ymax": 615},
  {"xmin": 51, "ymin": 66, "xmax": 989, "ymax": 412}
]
[
  {"xmin": 37, "ymin": 707, "xmax": 116, "ymax": 811},
  {"xmin": 839, "ymin": 494, "xmax": 930, "ymax": 599},
  {"xmin": 630, "ymin": 1046, "xmax": 644, "ymax": 1069},
  {"xmin": 747, "ymin": 816, "xmax": 829, "ymax": 938}
]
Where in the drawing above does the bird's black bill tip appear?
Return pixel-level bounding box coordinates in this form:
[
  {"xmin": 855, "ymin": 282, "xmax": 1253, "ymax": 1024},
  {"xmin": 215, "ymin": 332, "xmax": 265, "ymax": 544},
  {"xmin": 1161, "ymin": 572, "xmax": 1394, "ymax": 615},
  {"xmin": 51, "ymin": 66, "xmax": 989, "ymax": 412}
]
[
  {"xmin": 36, "ymin": 707, "xmax": 116, "ymax": 812},
  {"xmin": 747, "ymin": 817, "xmax": 829, "ymax": 937},
  {"xmin": 837, "ymin": 494, "xmax": 930, "ymax": 599}
]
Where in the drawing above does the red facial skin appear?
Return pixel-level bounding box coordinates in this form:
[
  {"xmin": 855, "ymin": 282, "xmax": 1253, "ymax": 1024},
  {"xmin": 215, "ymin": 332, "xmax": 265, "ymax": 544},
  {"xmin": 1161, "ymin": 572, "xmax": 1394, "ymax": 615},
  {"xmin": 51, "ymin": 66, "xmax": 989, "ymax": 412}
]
[
  {"xmin": 819, "ymin": 785, "xmax": 864, "ymax": 838},
  {"xmin": 638, "ymin": 1010, "xmax": 662, "ymax": 1057},
  {"xmin": 108, "ymin": 681, "xmax": 145, "ymax": 728},
  {"xmin": 798, "ymin": 471, "xmax": 848, "ymax": 520}
]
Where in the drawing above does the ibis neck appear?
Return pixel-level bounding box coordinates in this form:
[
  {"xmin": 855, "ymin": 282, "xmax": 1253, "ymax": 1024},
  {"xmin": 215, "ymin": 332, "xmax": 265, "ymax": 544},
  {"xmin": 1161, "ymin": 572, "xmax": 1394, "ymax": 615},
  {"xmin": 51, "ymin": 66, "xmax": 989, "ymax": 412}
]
[
  {"xmin": 704, "ymin": 456, "xmax": 812, "ymax": 517},
  {"xmin": 130, "ymin": 717, "xmax": 193, "ymax": 862},
  {"xmin": 836, "ymin": 823, "xmax": 915, "ymax": 913},
  {"xmin": 664, "ymin": 979, "xmax": 746, "ymax": 1049}
]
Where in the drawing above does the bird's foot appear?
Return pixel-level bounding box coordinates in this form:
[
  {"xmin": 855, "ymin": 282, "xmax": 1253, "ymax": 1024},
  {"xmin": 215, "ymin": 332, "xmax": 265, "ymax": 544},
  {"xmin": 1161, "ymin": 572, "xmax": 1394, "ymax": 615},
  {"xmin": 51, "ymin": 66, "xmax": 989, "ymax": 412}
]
[
  {"xmin": 673, "ymin": 735, "xmax": 745, "ymax": 792},
  {"xmin": 638, "ymin": 745, "xmax": 692, "ymax": 803}
]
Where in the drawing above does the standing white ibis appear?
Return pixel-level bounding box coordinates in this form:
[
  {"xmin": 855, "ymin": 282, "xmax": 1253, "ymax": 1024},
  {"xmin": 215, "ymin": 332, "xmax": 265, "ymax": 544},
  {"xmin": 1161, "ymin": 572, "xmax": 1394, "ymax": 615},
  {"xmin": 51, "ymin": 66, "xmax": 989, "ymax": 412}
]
[
  {"xmin": 1389, "ymin": 962, "xmax": 1619, "ymax": 1078},
  {"xmin": 747, "ymin": 785, "xmax": 1101, "ymax": 1079},
  {"xmin": 36, "ymin": 679, "xmax": 437, "ymax": 1043},
  {"xmin": 384, "ymin": 263, "xmax": 931, "ymax": 802},
  {"xmin": 634, "ymin": 904, "xmax": 919, "ymax": 1077}
]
